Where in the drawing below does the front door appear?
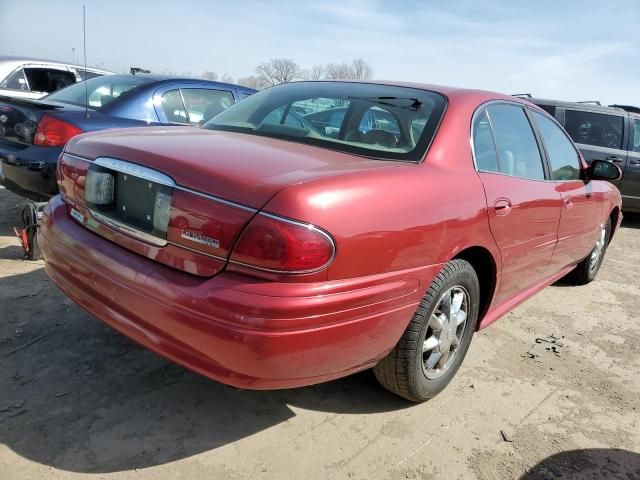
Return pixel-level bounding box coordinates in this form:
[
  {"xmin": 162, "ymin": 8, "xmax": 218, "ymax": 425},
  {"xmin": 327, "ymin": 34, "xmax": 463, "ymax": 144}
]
[
  {"xmin": 530, "ymin": 111, "xmax": 604, "ymax": 271},
  {"xmin": 473, "ymin": 104, "xmax": 562, "ymax": 304}
]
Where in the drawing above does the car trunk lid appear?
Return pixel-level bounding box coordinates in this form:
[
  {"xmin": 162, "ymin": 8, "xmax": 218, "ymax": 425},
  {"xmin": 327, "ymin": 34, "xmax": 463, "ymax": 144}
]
[
  {"xmin": 60, "ymin": 127, "xmax": 394, "ymax": 277},
  {"xmin": 0, "ymin": 96, "xmax": 81, "ymax": 146}
]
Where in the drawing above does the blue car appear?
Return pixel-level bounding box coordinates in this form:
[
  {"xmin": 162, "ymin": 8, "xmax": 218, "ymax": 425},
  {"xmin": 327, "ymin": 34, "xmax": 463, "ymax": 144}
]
[{"xmin": 0, "ymin": 74, "xmax": 255, "ymax": 201}]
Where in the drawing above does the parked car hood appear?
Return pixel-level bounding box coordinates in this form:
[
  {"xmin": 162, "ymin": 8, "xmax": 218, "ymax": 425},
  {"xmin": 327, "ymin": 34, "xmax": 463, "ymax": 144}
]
[{"xmin": 64, "ymin": 127, "xmax": 397, "ymax": 208}]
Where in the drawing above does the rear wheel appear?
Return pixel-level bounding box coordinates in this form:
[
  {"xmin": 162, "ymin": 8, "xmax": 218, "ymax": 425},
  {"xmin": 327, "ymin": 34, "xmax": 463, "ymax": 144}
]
[
  {"xmin": 373, "ymin": 259, "xmax": 479, "ymax": 402},
  {"xmin": 570, "ymin": 218, "xmax": 611, "ymax": 285}
]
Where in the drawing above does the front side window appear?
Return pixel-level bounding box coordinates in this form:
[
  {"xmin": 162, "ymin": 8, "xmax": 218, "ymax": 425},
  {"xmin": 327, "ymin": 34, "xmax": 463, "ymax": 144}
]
[
  {"xmin": 486, "ymin": 104, "xmax": 545, "ymax": 180},
  {"xmin": 564, "ymin": 109, "xmax": 624, "ymax": 150},
  {"xmin": 473, "ymin": 109, "xmax": 500, "ymax": 173},
  {"xmin": 45, "ymin": 75, "xmax": 153, "ymax": 107},
  {"xmin": 23, "ymin": 68, "xmax": 76, "ymax": 93},
  {"xmin": 532, "ymin": 112, "xmax": 582, "ymax": 180},
  {"xmin": 632, "ymin": 118, "xmax": 640, "ymax": 153},
  {"xmin": 203, "ymin": 82, "xmax": 447, "ymax": 162},
  {"xmin": 0, "ymin": 68, "xmax": 29, "ymax": 90},
  {"xmin": 181, "ymin": 88, "xmax": 235, "ymax": 125}
]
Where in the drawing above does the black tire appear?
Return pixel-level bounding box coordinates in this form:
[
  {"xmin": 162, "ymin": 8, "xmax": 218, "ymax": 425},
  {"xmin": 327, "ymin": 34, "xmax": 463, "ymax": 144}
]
[
  {"xmin": 373, "ymin": 259, "xmax": 480, "ymax": 402},
  {"xmin": 570, "ymin": 218, "xmax": 611, "ymax": 286}
]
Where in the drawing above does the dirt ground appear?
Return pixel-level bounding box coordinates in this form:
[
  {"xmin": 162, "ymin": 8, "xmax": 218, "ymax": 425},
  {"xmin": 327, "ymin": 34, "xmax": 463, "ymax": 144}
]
[{"xmin": 0, "ymin": 184, "xmax": 639, "ymax": 480}]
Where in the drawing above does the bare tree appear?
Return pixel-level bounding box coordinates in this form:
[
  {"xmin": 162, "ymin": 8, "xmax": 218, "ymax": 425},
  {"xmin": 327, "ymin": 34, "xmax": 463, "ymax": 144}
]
[
  {"xmin": 351, "ymin": 58, "xmax": 373, "ymax": 80},
  {"xmin": 300, "ymin": 64, "xmax": 325, "ymax": 81},
  {"xmin": 220, "ymin": 73, "xmax": 234, "ymax": 84},
  {"xmin": 324, "ymin": 62, "xmax": 355, "ymax": 80},
  {"xmin": 202, "ymin": 71, "xmax": 218, "ymax": 81},
  {"xmin": 237, "ymin": 75, "xmax": 261, "ymax": 90},
  {"xmin": 255, "ymin": 58, "xmax": 301, "ymax": 87},
  {"xmin": 324, "ymin": 59, "xmax": 374, "ymax": 80}
]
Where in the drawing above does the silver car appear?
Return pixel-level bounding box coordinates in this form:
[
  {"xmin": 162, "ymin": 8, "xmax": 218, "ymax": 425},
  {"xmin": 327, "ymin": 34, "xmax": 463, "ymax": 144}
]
[{"xmin": 0, "ymin": 55, "xmax": 112, "ymax": 100}]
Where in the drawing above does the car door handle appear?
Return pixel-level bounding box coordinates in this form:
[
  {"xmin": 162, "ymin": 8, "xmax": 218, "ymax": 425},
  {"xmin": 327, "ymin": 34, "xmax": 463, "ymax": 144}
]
[
  {"xmin": 494, "ymin": 199, "xmax": 512, "ymax": 216},
  {"xmin": 630, "ymin": 159, "xmax": 640, "ymax": 166},
  {"xmin": 563, "ymin": 197, "xmax": 574, "ymax": 209},
  {"xmin": 606, "ymin": 155, "xmax": 623, "ymax": 163}
]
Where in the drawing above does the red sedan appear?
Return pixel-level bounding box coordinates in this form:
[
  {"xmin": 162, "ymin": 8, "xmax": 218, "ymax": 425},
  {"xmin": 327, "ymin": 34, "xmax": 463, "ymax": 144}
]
[{"xmin": 39, "ymin": 81, "xmax": 622, "ymax": 402}]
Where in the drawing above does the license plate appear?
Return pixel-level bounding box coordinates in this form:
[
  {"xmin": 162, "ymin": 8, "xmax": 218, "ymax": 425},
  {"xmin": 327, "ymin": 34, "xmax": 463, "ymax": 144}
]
[{"xmin": 115, "ymin": 173, "xmax": 159, "ymax": 233}]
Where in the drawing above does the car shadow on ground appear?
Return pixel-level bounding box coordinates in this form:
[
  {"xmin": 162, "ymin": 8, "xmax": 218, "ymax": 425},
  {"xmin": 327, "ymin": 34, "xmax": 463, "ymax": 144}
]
[
  {"xmin": 0, "ymin": 266, "xmax": 409, "ymax": 474},
  {"xmin": 520, "ymin": 448, "xmax": 640, "ymax": 479}
]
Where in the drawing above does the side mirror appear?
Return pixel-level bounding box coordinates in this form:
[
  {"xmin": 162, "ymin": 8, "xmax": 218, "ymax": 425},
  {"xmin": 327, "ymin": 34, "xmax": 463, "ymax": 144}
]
[{"xmin": 589, "ymin": 159, "xmax": 622, "ymax": 181}]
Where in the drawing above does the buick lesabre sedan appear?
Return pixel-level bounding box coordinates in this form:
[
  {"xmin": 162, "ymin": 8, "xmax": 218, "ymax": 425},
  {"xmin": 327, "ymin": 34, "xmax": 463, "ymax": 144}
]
[{"xmin": 39, "ymin": 81, "xmax": 622, "ymax": 402}]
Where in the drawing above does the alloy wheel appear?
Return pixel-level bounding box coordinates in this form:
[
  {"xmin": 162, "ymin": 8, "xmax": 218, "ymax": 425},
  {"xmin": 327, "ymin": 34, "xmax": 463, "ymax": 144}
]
[{"xmin": 422, "ymin": 286, "xmax": 469, "ymax": 379}]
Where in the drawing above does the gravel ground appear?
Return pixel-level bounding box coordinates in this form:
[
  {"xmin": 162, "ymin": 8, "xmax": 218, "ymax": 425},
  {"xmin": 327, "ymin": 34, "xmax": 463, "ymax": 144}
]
[{"xmin": 1, "ymin": 184, "xmax": 639, "ymax": 480}]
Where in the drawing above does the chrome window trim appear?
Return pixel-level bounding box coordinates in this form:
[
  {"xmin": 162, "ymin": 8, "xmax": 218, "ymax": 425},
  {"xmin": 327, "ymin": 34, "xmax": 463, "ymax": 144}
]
[
  {"xmin": 228, "ymin": 211, "xmax": 337, "ymax": 275},
  {"xmin": 470, "ymin": 99, "xmax": 583, "ymax": 183}
]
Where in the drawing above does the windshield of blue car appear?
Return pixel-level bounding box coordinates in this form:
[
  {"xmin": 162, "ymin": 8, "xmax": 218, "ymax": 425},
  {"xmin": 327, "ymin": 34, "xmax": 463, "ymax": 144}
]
[
  {"xmin": 202, "ymin": 82, "xmax": 447, "ymax": 162},
  {"xmin": 45, "ymin": 75, "xmax": 154, "ymax": 108}
]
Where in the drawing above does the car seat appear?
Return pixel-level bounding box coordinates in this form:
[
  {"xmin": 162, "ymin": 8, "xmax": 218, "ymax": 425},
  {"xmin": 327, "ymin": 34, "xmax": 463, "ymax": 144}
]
[{"xmin": 362, "ymin": 129, "xmax": 398, "ymax": 148}]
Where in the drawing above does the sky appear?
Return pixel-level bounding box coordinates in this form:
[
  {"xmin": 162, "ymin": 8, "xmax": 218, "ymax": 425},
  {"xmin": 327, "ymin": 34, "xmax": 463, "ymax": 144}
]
[{"xmin": 1, "ymin": 0, "xmax": 639, "ymax": 106}]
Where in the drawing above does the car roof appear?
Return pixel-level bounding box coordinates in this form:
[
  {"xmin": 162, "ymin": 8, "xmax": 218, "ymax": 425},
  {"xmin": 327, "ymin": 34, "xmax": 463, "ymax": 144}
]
[
  {"xmin": 290, "ymin": 79, "xmax": 529, "ymax": 108},
  {"xmin": 98, "ymin": 74, "xmax": 256, "ymax": 92},
  {"xmin": 0, "ymin": 55, "xmax": 113, "ymax": 76}
]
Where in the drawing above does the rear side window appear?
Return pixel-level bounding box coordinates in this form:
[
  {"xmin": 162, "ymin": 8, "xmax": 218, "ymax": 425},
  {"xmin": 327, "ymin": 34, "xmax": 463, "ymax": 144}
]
[
  {"xmin": 473, "ymin": 110, "xmax": 500, "ymax": 173},
  {"xmin": 161, "ymin": 90, "xmax": 188, "ymax": 123},
  {"xmin": 564, "ymin": 109, "xmax": 624, "ymax": 150},
  {"xmin": 23, "ymin": 68, "xmax": 76, "ymax": 93},
  {"xmin": 486, "ymin": 104, "xmax": 545, "ymax": 180},
  {"xmin": 181, "ymin": 89, "xmax": 235, "ymax": 125},
  {"xmin": 532, "ymin": 112, "xmax": 582, "ymax": 180},
  {"xmin": 0, "ymin": 68, "xmax": 28, "ymax": 90}
]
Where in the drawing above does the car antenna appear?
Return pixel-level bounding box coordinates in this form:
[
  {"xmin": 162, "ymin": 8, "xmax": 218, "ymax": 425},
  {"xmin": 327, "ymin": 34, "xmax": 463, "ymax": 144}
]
[{"xmin": 83, "ymin": 4, "xmax": 88, "ymax": 118}]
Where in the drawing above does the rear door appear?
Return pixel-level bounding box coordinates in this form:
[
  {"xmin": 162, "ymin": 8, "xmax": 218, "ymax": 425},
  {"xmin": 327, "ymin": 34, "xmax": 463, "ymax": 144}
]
[
  {"xmin": 530, "ymin": 110, "xmax": 603, "ymax": 271},
  {"xmin": 473, "ymin": 103, "xmax": 562, "ymax": 304},
  {"xmin": 620, "ymin": 117, "xmax": 640, "ymax": 212},
  {"xmin": 561, "ymin": 107, "xmax": 627, "ymax": 189}
]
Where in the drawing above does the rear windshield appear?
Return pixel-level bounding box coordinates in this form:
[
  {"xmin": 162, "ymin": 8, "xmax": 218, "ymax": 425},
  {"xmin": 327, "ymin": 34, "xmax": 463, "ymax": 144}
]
[
  {"xmin": 202, "ymin": 82, "xmax": 447, "ymax": 162},
  {"xmin": 44, "ymin": 75, "xmax": 153, "ymax": 108}
]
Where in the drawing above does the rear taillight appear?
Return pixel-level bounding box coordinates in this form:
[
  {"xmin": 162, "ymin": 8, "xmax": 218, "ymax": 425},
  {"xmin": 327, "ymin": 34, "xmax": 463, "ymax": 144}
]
[
  {"xmin": 34, "ymin": 115, "xmax": 83, "ymax": 147},
  {"xmin": 230, "ymin": 213, "xmax": 335, "ymax": 273},
  {"xmin": 85, "ymin": 170, "xmax": 115, "ymax": 205}
]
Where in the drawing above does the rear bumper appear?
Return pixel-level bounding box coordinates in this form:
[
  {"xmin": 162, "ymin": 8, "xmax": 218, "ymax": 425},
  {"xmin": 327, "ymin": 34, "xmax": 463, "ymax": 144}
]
[
  {"xmin": 0, "ymin": 143, "xmax": 61, "ymax": 201},
  {"xmin": 39, "ymin": 195, "xmax": 441, "ymax": 389}
]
